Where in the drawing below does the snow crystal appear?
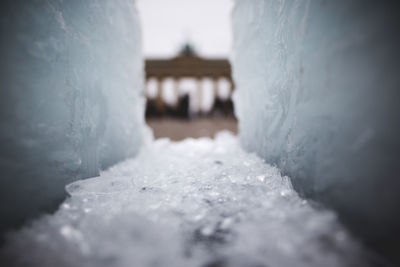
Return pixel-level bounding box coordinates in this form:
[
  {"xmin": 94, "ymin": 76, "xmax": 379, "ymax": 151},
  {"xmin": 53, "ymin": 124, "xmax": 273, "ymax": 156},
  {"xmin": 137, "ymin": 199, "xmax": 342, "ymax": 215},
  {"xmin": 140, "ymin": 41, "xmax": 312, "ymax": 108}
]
[{"xmin": 1, "ymin": 132, "xmax": 372, "ymax": 267}]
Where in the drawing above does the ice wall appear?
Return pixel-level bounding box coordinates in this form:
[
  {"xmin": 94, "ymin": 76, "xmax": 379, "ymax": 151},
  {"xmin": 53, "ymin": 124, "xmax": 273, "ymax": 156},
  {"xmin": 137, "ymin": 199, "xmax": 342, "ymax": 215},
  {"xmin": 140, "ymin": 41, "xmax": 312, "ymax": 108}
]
[
  {"xmin": 0, "ymin": 0, "xmax": 145, "ymax": 234},
  {"xmin": 232, "ymin": 0, "xmax": 400, "ymax": 262}
]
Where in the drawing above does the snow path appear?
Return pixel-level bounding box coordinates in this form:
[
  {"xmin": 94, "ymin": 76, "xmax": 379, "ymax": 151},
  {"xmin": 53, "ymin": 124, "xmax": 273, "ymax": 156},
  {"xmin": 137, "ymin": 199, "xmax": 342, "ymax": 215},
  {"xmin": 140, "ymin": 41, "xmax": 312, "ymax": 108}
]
[{"xmin": 1, "ymin": 132, "xmax": 371, "ymax": 267}]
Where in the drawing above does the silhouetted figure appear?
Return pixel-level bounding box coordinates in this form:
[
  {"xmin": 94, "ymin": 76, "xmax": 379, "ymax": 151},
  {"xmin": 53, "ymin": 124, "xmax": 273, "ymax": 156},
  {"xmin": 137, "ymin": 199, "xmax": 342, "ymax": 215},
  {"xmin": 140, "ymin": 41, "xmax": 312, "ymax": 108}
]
[
  {"xmin": 174, "ymin": 94, "xmax": 189, "ymax": 118},
  {"xmin": 145, "ymin": 94, "xmax": 190, "ymax": 119},
  {"xmin": 145, "ymin": 99, "xmax": 160, "ymax": 118},
  {"xmin": 212, "ymin": 98, "xmax": 235, "ymax": 117}
]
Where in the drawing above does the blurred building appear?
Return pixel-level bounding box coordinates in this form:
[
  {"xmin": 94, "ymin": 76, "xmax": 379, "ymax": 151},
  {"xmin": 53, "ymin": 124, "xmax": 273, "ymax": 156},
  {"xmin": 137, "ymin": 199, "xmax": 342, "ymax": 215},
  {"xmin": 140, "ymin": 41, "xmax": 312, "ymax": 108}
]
[{"xmin": 145, "ymin": 44, "xmax": 235, "ymax": 119}]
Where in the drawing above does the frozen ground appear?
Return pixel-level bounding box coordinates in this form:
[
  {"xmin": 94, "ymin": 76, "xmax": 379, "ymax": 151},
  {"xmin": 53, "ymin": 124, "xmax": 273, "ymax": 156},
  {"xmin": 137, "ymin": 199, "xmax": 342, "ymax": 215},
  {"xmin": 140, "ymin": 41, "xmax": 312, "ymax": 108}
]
[
  {"xmin": 147, "ymin": 117, "xmax": 237, "ymax": 141},
  {"xmin": 1, "ymin": 132, "xmax": 374, "ymax": 267}
]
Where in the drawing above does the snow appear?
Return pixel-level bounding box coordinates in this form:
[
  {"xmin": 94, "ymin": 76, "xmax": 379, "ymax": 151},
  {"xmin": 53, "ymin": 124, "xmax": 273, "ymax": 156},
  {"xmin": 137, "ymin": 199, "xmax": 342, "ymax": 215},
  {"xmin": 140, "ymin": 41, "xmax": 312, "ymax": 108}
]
[{"xmin": 1, "ymin": 132, "xmax": 371, "ymax": 267}]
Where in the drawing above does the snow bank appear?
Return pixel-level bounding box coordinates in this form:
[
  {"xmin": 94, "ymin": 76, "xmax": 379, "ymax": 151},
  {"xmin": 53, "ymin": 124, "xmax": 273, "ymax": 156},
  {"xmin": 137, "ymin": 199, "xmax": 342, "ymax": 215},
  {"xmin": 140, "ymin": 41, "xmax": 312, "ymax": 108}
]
[
  {"xmin": 232, "ymin": 0, "xmax": 400, "ymax": 260},
  {"xmin": 0, "ymin": 0, "xmax": 145, "ymax": 234},
  {"xmin": 1, "ymin": 133, "xmax": 371, "ymax": 267}
]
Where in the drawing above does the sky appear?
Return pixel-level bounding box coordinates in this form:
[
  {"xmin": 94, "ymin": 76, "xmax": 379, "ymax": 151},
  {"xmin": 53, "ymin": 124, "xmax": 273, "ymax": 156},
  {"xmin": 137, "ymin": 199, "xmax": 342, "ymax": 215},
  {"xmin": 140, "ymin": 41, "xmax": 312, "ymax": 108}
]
[{"xmin": 136, "ymin": 0, "xmax": 233, "ymax": 58}]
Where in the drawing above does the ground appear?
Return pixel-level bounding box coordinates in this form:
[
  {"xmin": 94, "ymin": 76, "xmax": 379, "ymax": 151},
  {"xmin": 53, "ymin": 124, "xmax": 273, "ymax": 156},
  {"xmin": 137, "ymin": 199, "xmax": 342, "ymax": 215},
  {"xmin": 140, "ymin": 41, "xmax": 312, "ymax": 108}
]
[
  {"xmin": 1, "ymin": 132, "xmax": 374, "ymax": 267},
  {"xmin": 146, "ymin": 117, "xmax": 237, "ymax": 141}
]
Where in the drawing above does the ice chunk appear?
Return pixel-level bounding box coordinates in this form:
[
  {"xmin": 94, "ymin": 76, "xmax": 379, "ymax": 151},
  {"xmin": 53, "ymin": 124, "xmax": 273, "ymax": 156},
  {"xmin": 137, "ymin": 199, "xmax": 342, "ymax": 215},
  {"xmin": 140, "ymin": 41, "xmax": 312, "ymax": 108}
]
[
  {"xmin": 0, "ymin": 0, "xmax": 147, "ymax": 234},
  {"xmin": 231, "ymin": 0, "xmax": 400, "ymax": 259},
  {"xmin": 1, "ymin": 132, "xmax": 372, "ymax": 267}
]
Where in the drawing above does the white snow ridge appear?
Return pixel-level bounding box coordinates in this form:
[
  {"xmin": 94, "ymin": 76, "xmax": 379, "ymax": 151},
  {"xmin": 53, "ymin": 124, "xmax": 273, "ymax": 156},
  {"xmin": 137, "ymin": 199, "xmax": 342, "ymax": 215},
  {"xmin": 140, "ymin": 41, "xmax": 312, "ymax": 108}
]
[{"xmin": 1, "ymin": 132, "xmax": 371, "ymax": 267}]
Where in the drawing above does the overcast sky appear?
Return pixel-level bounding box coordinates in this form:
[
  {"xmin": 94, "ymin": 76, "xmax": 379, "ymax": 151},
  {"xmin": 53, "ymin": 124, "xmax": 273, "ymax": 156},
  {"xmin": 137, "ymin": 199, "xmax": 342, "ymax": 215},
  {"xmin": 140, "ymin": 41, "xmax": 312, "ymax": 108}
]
[{"xmin": 136, "ymin": 0, "xmax": 233, "ymax": 58}]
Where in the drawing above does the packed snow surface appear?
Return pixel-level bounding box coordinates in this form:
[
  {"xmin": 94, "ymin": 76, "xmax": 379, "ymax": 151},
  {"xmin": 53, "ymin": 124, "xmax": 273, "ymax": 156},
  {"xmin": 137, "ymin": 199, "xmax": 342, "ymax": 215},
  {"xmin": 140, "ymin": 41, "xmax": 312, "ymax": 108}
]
[{"xmin": 1, "ymin": 132, "xmax": 370, "ymax": 267}]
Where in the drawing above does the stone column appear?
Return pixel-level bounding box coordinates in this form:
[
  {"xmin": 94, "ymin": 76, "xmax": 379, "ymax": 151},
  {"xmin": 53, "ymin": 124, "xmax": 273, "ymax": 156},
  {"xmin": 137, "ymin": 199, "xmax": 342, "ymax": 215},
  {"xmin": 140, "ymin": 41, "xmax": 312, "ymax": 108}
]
[
  {"xmin": 196, "ymin": 77, "xmax": 203, "ymax": 113},
  {"xmin": 213, "ymin": 77, "xmax": 219, "ymax": 104},
  {"xmin": 228, "ymin": 79, "xmax": 234, "ymax": 99},
  {"xmin": 173, "ymin": 77, "xmax": 179, "ymax": 107},
  {"xmin": 155, "ymin": 77, "xmax": 164, "ymax": 114}
]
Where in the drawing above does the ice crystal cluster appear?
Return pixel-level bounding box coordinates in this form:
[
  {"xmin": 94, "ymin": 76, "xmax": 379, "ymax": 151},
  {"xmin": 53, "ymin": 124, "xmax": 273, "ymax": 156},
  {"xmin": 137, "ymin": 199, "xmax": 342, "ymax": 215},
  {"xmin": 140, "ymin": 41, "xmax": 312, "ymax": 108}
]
[{"xmin": 1, "ymin": 133, "xmax": 370, "ymax": 267}]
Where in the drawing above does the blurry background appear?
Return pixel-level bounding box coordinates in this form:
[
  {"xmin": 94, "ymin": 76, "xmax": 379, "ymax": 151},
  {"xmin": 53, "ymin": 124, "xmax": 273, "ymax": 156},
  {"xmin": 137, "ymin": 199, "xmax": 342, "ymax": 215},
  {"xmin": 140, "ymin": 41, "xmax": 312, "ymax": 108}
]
[
  {"xmin": 137, "ymin": 0, "xmax": 232, "ymax": 58},
  {"xmin": 137, "ymin": 0, "xmax": 236, "ymax": 140}
]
